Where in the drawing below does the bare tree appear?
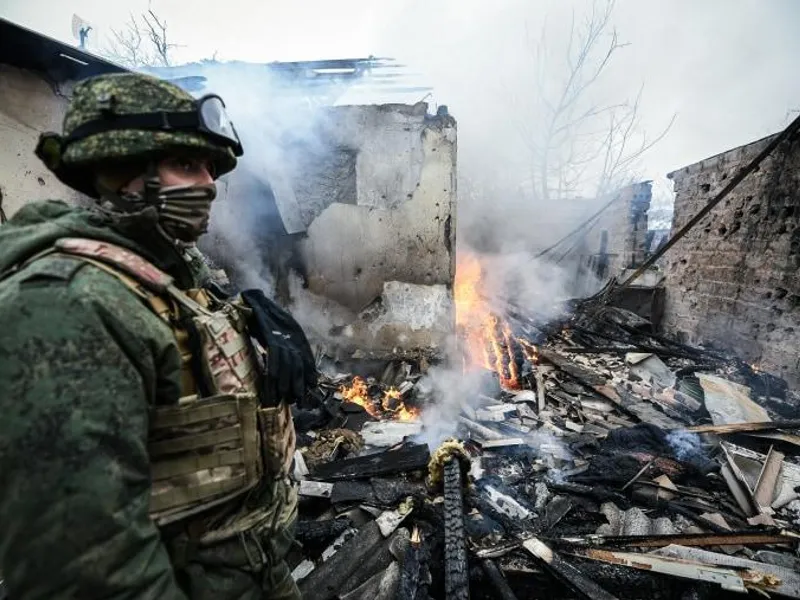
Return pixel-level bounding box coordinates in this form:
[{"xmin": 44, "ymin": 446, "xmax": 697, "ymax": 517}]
[
  {"xmin": 521, "ymin": 0, "xmax": 675, "ymax": 202},
  {"xmin": 101, "ymin": 9, "xmax": 178, "ymax": 68}
]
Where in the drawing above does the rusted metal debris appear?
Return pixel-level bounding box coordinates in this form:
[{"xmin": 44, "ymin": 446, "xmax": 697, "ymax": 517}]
[{"xmin": 553, "ymin": 529, "xmax": 800, "ymax": 549}]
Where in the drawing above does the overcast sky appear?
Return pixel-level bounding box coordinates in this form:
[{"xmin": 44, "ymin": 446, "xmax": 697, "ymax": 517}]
[{"xmin": 3, "ymin": 0, "xmax": 799, "ymax": 213}]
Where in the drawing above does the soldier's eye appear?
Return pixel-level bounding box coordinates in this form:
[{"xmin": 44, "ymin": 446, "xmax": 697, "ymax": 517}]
[{"xmin": 170, "ymin": 158, "xmax": 214, "ymax": 177}]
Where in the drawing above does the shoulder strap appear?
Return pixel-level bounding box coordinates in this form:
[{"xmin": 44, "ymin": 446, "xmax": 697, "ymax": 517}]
[
  {"xmin": 53, "ymin": 237, "xmax": 213, "ymax": 317},
  {"xmin": 54, "ymin": 237, "xmax": 173, "ymax": 293}
]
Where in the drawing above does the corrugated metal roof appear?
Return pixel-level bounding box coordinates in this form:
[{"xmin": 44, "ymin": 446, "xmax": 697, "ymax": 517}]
[{"xmin": 0, "ymin": 17, "xmax": 127, "ymax": 81}]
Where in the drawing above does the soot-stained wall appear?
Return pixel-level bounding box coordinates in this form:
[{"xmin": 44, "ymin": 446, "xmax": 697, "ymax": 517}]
[{"xmin": 663, "ymin": 133, "xmax": 800, "ymax": 386}]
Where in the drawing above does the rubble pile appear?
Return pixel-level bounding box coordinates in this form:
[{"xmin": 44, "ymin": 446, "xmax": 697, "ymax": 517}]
[{"xmin": 290, "ymin": 295, "xmax": 800, "ymax": 600}]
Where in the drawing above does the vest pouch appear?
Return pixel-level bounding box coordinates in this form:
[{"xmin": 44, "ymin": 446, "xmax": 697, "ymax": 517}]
[
  {"xmin": 149, "ymin": 392, "xmax": 263, "ymax": 526},
  {"xmin": 257, "ymin": 402, "xmax": 296, "ymax": 479},
  {"xmin": 192, "ymin": 311, "xmax": 259, "ymax": 396}
]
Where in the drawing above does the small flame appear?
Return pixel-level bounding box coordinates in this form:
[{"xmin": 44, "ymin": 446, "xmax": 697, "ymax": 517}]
[
  {"xmin": 518, "ymin": 338, "xmax": 539, "ymax": 364},
  {"xmin": 382, "ymin": 387, "xmax": 421, "ymax": 421},
  {"xmin": 339, "ymin": 377, "xmax": 420, "ymax": 421},
  {"xmin": 411, "ymin": 526, "xmax": 422, "ymax": 545},
  {"xmin": 340, "ymin": 376, "xmax": 381, "ymax": 418}
]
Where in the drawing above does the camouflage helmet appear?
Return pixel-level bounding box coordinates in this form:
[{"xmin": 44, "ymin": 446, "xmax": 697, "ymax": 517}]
[{"xmin": 36, "ymin": 72, "xmax": 241, "ymax": 198}]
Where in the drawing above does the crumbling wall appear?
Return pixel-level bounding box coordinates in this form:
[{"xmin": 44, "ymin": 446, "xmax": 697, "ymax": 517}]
[
  {"xmin": 663, "ymin": 134, "xmax": 800, "ymax": 386},
  {"xmin": 297, "ymin": 104, "xmax": 456, "ymax": 354},
  {"xmin": 572, "ymin": 182, "xmax": 653, "ymax": 295},
  {"xmin": 0, "ymin": 64, "xmax": 83, "ymax": 216},
  {"xmin": 213, "ymin": 102, "xmax": 457, "ymax": 356}
]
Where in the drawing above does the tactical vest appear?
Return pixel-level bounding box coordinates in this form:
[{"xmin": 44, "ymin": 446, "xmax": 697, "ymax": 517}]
[{"xmin": 18, "ymin": 237, "xmax": 296, "ymax": 528}]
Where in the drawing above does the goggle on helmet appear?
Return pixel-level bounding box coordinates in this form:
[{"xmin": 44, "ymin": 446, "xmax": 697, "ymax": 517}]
[{"xmin": 64, "ymin": 94, "xmax": 244, "ymax": 158}]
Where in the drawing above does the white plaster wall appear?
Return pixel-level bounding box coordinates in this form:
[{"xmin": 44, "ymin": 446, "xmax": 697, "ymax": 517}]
[
  {"xmin": 0, "ymin": 65, "xmax": 84, "ymax": 217},
  {"xmin": 300, "ymin": 106, "xmax": 456, "ymax": 311},
  {"xmin": 296, "ymin": 104, "xmax": 457, "ymax": 353}
]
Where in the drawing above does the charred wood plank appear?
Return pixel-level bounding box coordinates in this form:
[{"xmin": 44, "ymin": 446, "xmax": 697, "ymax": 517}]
[
  {"xmin": 331, "ymin": 481, "xmax": 374, "ymax": 504},
  {"xmin": 396, "ymin": 528, "xmax": 428, "ymax": 600},
  {"xmin": 686, "ymin": 419, "xmax": 800, "ymax": 434},
  {"xmin": 298, "ymin": 520, "xmax": 383, "ymax": 600},
  {"xmin": 444, "ymin": 459, "xmax": 469, "ymax": 600},
  {"xmin": 295, "ymin": 517, "xmax": 353, "ymax": 545},
  {"xmin": 339, "ymin": 528, "xmax": 410, "ymax": 596},
  {"xmin": 373, "ymin": 478, "xmax": 427, "ymax": 505},
  {"xmin": 538, "ymin": 349, "xmax": 606, "ymax": 386},
  {"xmin": 549, "ymin": 529, "xmax": 798, "ymax": 549},
  {"xmin": 468, "ymin": 491, "xmax": 528, "ymax": 538},
  {"xmin": 567, "ymin": 346, "xmax": 701, "ymax": 360},
  {"xmin": 331, "ymin": 477, "xmax": 426, "ymax": 507},
  {"xmin": 522, "ymin": 538, "xmax": 620, "ymax": 600},
  {"xmin": 339, "ymin": 561, "xmax": 401, "ymax": 600},
  {"xmin": 480, "ymin": 559, "xmax": 519, "ymax": 600},
  {"xmin": 311, "ymin": 443, "xmax": 430, "ymax": 482},
  {"xmin": 547, "ymin": 482, "xmax": 630, "ymax": 508}
]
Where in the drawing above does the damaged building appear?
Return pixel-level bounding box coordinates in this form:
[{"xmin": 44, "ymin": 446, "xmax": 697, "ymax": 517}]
[
  {"xmin": 140, "ymin": 59, "xmax": 458, "ymax": 358},
  {"xmin": 562, "ymin": 130, "xmax": 798, "ymax": 389},
  {"xmin": 2, "ymin": 14, "xmax": 800, "ymax": 600},
  {"xmin": 207, "ymin": 100, "xmax": 458, "ymax": 358},
  {"xmin": 663, "ymin": 134, "xmax": 800, "ymax": 387}
]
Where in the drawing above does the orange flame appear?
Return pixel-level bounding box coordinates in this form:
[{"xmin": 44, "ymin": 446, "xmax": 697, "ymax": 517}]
[
  {"xmin": 382, "ymin": 387, "xmax": 421, "ymax": 421},
  {"xmin": 454, "ymin": 251, "xmax": 537, "ymax": 389},
  {"xmin": 339, "ymin": 377, "xmax": 420, "ymax": 421},
  {"xmin": 340, "ymin": 376, "xmax": 380, "ymax": 418}
]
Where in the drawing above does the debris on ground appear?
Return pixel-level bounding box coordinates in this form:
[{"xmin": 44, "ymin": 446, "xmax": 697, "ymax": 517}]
[{"xmin": 289, "ymin": 291, "xmax": 800, "ymax": 600}]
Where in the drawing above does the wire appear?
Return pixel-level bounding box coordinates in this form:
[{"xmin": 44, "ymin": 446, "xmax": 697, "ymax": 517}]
[{"xmin": 534, "ymin": 192, "xmax": 622, "ymax": 260}]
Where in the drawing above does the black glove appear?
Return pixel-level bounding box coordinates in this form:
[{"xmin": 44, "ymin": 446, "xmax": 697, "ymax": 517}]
[{"xmin": 241, "ymin": 288, "xmax": 318, "ymax": 405}]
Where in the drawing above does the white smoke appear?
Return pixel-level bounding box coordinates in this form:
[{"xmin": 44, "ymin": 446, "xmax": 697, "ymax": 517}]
[
  {"xmin": 197, "ymin": 66, "xmax": 340, "ymax": 302},
  {"xmin": 414, "ymin": 360, "xmax": 488, "ymax": 449},
  {"xmin": 666, "ymin": 429, "xmax": 704, "ymax": 461}
]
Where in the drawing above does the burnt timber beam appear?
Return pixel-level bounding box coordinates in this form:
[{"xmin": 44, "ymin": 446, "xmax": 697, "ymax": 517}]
[
  {"xmin": 311, "ymin": 443, "xmax": 430, "ymax": 481},
  {"xmin": 444, "ymin": 458, "xmax": 469, "ymax": 600}
]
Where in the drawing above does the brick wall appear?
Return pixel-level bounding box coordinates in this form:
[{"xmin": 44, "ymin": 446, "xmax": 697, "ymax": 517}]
[{"xmin": 663, "ymin": 133, "xmax": 800, "ymax": 387}]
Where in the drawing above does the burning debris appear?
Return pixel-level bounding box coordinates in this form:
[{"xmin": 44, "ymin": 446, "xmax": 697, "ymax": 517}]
[
  {"xmin": 339, "ymin": 376, "xmax": 421, "ymax": 422},
  {"xmin": 289, "ymin": 251, "xmax": 800, "ymax": 600},
  {"xmin": 454, "ymin": 252, "xmax": 542, "ymax": 390}
]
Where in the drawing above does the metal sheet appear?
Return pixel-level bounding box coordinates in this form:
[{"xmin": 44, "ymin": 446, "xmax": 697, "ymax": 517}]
[
  {"xmin": 656, "ymin": 545, "xmax": 799, "ymax": 599},
  {"xmin": 581, "ymin": 549, "xmax": 747, "ymax": 593},
  {"xmin": 697, "ymin": 373, "xmax": 769, "ymax": 425},
  {"xmin": 754, "ymin": 446, "xmax": 785, "ymax": 509}
]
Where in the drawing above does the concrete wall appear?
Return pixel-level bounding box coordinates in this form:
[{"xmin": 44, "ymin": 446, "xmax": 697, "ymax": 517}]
[
  {"xmin": 0, "ymin": 64, "xmax": 84, "ymax": 217},
  {"xmin": 209, "ymin": 102, "xmax": 457, "ymax": 356},
  {"xmin": 663, "ymin": 134, "xmax": 800, "ymax": 386},
  {"xmin": 297, "ymin": 104, "xmax": 456, "ymax": 355}
]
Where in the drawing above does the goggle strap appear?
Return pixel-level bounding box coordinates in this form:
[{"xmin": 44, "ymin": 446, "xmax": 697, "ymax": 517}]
[{"xmin": 63, "ymin": 112, "xmax": 201, "ymax": 147}]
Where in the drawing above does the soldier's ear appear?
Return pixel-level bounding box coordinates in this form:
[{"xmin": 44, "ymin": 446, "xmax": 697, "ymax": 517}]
[{"xmin": 35, "ymin": 133, "xmax": 64, "ymax": 171}]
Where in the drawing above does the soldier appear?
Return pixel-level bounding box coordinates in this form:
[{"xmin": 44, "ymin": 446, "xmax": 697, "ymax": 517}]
[{"xmin": 0, "ymin": 73, "xmax": 317, "ymax": 599}]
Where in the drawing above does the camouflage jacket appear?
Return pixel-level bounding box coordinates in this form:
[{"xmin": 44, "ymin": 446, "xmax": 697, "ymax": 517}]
[{"xmin": 0, "ymin": 201, "xmax": 295, "ymax": 600}]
